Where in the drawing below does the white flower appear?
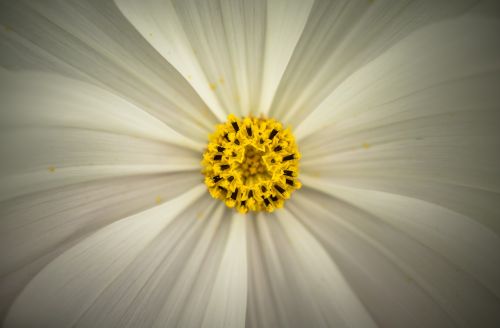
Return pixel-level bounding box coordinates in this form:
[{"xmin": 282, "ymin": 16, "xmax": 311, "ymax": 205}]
[{"xmin": 1, "ymin": 0, "xmax": 500, "ymax": 327}]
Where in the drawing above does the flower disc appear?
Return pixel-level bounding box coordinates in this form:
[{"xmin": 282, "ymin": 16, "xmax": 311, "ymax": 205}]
[{"xmin": 202, "ymin": 115, "xmax": 301, "ymax": 213}]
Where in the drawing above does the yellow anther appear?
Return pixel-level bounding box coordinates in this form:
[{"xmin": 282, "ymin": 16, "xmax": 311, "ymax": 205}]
[{"xmin": 202, "ymin": 115, "xmax": 301, "ymax": 213}]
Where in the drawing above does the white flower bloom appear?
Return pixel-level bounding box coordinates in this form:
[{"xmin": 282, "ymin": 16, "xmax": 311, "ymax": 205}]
[{"xmin": 1, "ymin": 0, "xmax": 500, "ymax": 327}]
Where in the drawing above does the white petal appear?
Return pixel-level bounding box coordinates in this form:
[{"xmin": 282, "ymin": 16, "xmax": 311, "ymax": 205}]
[
  {"xmin": 116, "ymin": 0, "xmax": 313, "ymax": 117},
  {"xmin": 296, "ymin": 14, "xmax": 500, "ymax": 140},
  {"xmin": 246, "ymin": 211, "xmax": 375, "ymax": 327},
  {"xmin": 114, "ymin": 0, "xmax": 226, "ymax": 121},
  {"xmin": 0, "ymin": 69, "xmax": 201, "ymax": 149},
  {"xmin": 289, "ymin": 189, "xmax": 500, "ymax": 327},
  {"xmin": 120, "ymin": 0, "xmax": 265, "ymax": 118},
  {"xmin": 270, "ymin": 0, "xmax": 481, "ymax": 126},
  {"xmin": 245, "ymin": 215, "xmax": 284, "ymax": 327},
  {"xmin": 0, "ymin": 128, "xmax": 199, "ymax": 201},
  {"xmin": 0, "ymin": 173, "xmax": 202, "ymax": 319},
  {"xmin": 320, "ymin": 185, "xmax": 500, "ymax": 298},
  {"xmin": 0, "ymin": 1, "xmax": 216, "ymax": 141},
  {"xmin": 4, "ymin": 185, "xmax": 208, "ymax": 327},
  {"xmin": 258, "ymin": 0, "xmax": 315, "ymax": 116},
  {"xmin": 201, "ymin": 213, "xmax": 247, "ymax": 328},
  {"xmin": 0, "ymin": 70, "xmax": 203, "ymax": 202},
  {"xmin": 68, "ymin": 199, "xmax": 228, "ymax": 327},
  {"xmin": 151, "ymin": 205, "xmax": 230, "ymax": 326},
  {"xmin": 298, "ymin": 15, "xmax": 500, "ymax": 234}
]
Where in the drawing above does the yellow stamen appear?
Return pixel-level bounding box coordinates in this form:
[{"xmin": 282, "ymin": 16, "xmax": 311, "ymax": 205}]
[{"xmin": 202, "ymin": 115, "xmax": 301, "ymax": 213}]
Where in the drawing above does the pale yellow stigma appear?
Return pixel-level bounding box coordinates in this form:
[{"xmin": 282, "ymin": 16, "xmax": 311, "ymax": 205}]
[{"xmin": 202, "ymin": 114, "xmax": 301, "ymax": 213}]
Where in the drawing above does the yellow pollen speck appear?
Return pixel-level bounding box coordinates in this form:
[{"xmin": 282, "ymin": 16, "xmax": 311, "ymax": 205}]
[
  {"xmin": 310, "ymin": 171, "xmax": 321, "ymax": 178},
  {"xmin": 362, "ymin": 142, "xmax": 371, "ymax": 149},
  {"xmin": 219, "ymin": 76, "xmax": 225, "ymax": 84},
  {"xmin": 187, "ymin": 75, "xmax": 192, "ymax": 80},
  {"xmin": 155, "ymin": 196, "xmax": 162, "ymax": 204},
  {"xmin": 209, "ymin": 82, "xmax": 217, "ymax": 91},
  {"xmin": 48, "ymin": 166, "xmax": 56, "ymax": 173},
  {"xmin": 202, "ymin": 115, "xmax": 301, "ymax": 214}
]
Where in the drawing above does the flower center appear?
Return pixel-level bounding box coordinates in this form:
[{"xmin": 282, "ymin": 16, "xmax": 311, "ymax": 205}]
[{"xmin": 202, "ymin": 114, "xmax": 301, "ymax": 213}]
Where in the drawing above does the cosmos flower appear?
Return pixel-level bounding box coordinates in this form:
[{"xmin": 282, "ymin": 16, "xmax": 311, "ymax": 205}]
[{"xmin": 1, "ymin": 0, "xmax": 500, "ymax": 327}]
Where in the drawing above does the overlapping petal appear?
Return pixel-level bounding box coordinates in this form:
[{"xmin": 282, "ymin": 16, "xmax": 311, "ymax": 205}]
[
  {"xmin": 246, "ymin": 212, "xmax": 375, "ymax": 327},
  {"xmin": 0, "ymin": 59, "xmax": 206, "ymax": 321},
  {"xmin": 0, "ymin": 0, "xmax": 217, "ymax": 142},
  {"xmin": 5, "ymin": 187, "xmax": 214, "ymax": 327},
  {"xmin": 288, "ymin": 190, "xmax": 500, "ymax": 327},
  {"xmin": 299, "ymin": 14, "xmax": 500, "ymax": 234},
  {"xmin": 0, "ymin": 69, "xmax": 202, "ymax": 201},
  {"xmin": 270, "ymin": 0, "xmax": 481, "ymax": 127},
  {"xmin": 294, "ymin": 9, "xmax": 500, "ymax": 326},
  {"xmin": 5, "ymin": 188, "xmax": 249, "ymax": 327},
  {"xmin": 0, "ymin": 0, "xmax": 499, "ymax": 327},
  {"xmin": 0, "ymin": 172, "xmax": 201, "ymax": 319},
  {"xmin": 116, "ymin": 0, "xmax": 314, "ymax": 117}
]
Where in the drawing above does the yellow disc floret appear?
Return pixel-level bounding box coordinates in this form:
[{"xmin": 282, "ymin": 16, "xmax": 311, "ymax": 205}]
[{"xmin": 202, "ymin": 114, "xmax": 301, "ymax": 213}]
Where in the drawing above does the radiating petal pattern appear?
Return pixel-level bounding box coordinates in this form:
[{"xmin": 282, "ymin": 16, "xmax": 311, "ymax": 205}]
[
  {"xmin": 0, "ymin": 70, "xmax": 202, "ymax": 202},
  {"xmin": 270, "ymin": 0, "xmax": 481, "ymax": 127},
  {"xmin": 294, "ymin": 10, "xmax": 500, "ymax": 326},
  {"xmin": 246, "ymin": 212, "xmax": 375, "ymax": 328},
  {"xmin": 116, "ymin": 0, "xmax": 314, "ymax": 117},
  {"xmin": 0, "ymin": 173, "xmax": 202, "ymax": 320},
  {"xmin": 59, "ymin": 197, "xmax": 225, "ymax": 328},
  {"xmin": 296, "ymin": 14, "xmax": 500, "ymax": 140},
  {"xmin": 0, "ymin": 69, "xmax": 204, "ymax": 320},
  {"xmin": 288, "ymin": 189, "xmax": 500, "ymax": 327},
  {"xmin": 296, "ymin": 14, "xmax": 500, "ymax": 319},
  {"xmin": 0, "ymin": 1, "xmax": 499, "ymax": 327},
  {"xmin": 0, "ymin": 0, "xmax": 216, "ymax": 141},
  {"xmin": 4, "ymin": 186, "xmax": 213, "ymax": 327},
  {"xmin": 299, "ymin": 13, "xmax": 500, "ymax": 235},
  {"xmin": 0, "ymin": 69, "xmax": 201, "ymax": 149},
  {"xmin": 201, "ymin": 213, "xmax": 247, "ymax": 328},
  {"xmin": 152, "ymin": 210, "xmax": 246, "ymax": 328}
]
